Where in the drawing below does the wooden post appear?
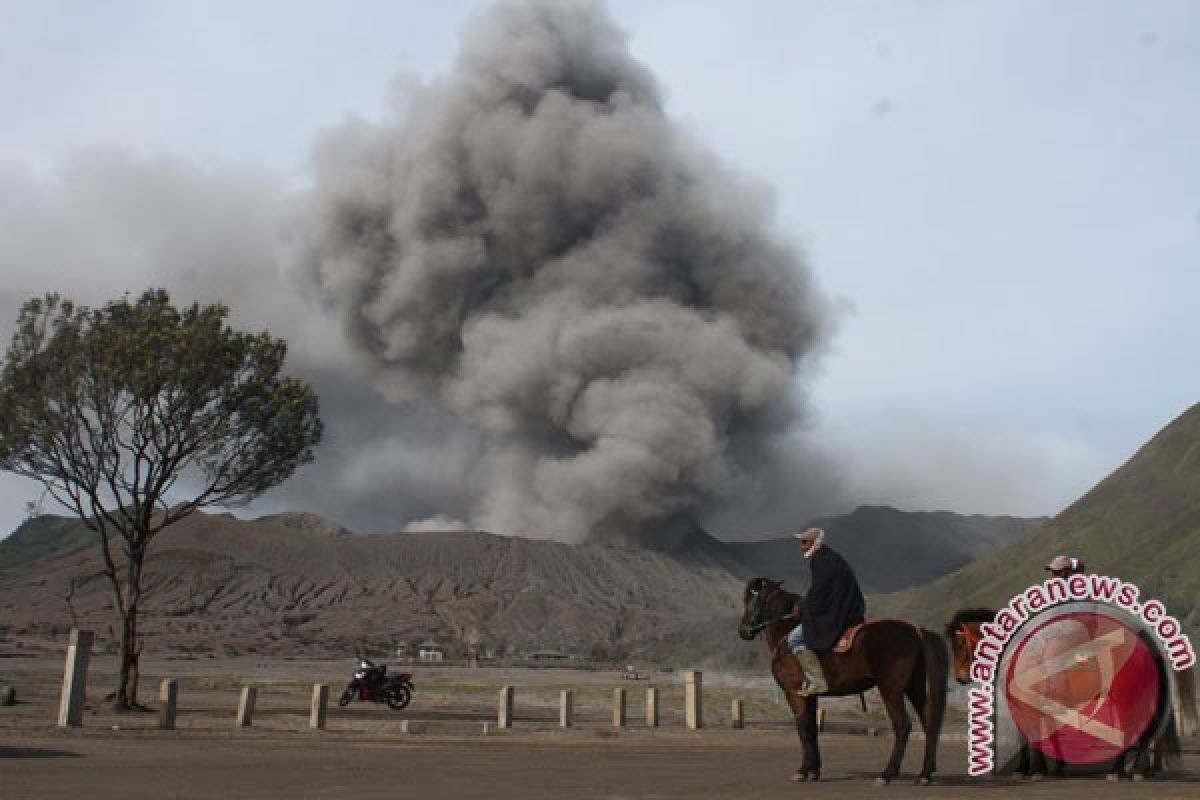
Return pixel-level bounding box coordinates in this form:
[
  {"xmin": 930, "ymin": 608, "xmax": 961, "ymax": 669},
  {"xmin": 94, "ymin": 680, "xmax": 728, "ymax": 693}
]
[
  {"xmin": 646, "ymin": 687, "xmax": 659, "ymax": 727},
  {"xmin": 497, "ymin": 685, "xmax": 513, "ymax": 729},
  {"xmin": 613, "ymin": 687, "xmax": 626, "ymax": 727},
  {"xmin": 817, "ymin": 707, "xmax": 827, "ymax": 732},
  {"xmin": 731, "ymin": 698, "xmax": 744, "ymax": 729},
  {"xmin": 560, "ymin": 689, "xmax": 573, "ymax": 728},
  {"xmin": 685, "ymin": 670, "xmax": 703, "ymax": 730},
  {"xmin": 236, "ymin": 686, "xmax": 257, "ymax": 728},
  {"xmin": 159, "ymin": 679, "xmax": 178, "ymax": 730},
  {"xmin": 310, "ymin": 684, "xmax": 329, "ymax": 730},
  {"xmin": 57, "ymin": 629, "xmax": 93, "ymax": 728}
]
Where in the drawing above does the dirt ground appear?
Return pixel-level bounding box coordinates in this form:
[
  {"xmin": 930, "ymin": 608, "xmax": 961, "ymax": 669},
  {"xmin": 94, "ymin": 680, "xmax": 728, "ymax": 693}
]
[
  {"xmin": 3, "ymin": 652, "xmax": 1200, "ymax": 799},
  {"xmin": 5, "ymin": 728, "xmax": 1200, "ymax": 800}
]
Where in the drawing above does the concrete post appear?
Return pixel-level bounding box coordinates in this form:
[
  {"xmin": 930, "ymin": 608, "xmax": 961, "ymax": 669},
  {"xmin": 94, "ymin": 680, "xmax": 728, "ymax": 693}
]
[
  {"xmin": 57, "ymin": 629, "xmax": 93, "ymax": 728},
  {"xmin": 731, "ymin": 698, "xmax": 744, "ymax": 729},
  {"xmin": 497, "ymin": 685, "xmax": 513, "ymax": 729},
  {"xmin": 645, "ymin": 687, "xmax": 659, "ymax": 727},
  {"xmin": 685, "ymin": 670, "xmax": 703, "ymax": 730},
  {"xmin": 613, "ymin": 687, "xmax": 626, "ymax": 727},
  {"xmin": 560, "ymin": 689, "xmax": 573, "ymax": 728},
  {"xmin": 159, "ymin": 679, "xmax": 178, "ymax": 730},
  {"xmin": 310, "ymin": 684, "xmax": 329, "ymax": 730},
  {"xmin": 236, "ymin": 686, "xmax": 257, "ymax": 728}
]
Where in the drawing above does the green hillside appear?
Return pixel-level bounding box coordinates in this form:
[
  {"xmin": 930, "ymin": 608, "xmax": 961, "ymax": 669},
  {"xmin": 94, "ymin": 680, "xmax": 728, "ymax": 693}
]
[
  {"xmin": 876, "ymin": 403, "xmax": 1200, "ymax": 629},
  {"xmin": 0, "ymin": 514, "xmax": 95, "ymax": 571}
]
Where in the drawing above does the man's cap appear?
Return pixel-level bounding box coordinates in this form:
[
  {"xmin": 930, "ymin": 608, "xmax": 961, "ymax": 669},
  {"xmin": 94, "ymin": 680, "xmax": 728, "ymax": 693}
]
[
  {"xmin": 792, "ymin": 527, "xmax": 824, "ymax": 540},
  {"xmin": 1045, "ymin": 555, "xmax": 1073, "ymax": 571}
]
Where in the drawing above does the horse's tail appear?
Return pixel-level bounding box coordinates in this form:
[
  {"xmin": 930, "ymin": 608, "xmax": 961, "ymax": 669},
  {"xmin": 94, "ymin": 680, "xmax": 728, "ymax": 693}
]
[
  {"xmin": 1152, "ymin": 664, "xmax": 1195, "ymax": 772},
  {"xmin": 920, "ymin": 627, "xmax": 949, "ymax": 744},
  {"xmin": 1177, "ymin": 664, "xmax": 1198, "ymax": 737},
  {"xmin": 1157, "ymin": 712, "xmax": 1182, "ymax": 772}
]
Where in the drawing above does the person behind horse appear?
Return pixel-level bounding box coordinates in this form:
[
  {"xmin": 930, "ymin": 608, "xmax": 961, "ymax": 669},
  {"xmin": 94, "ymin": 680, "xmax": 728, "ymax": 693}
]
[
  {"xmin": 1032, "ymin": 554, "xmax": 1086, "ymax": 774},
  {"xmin": 785, "ymin": 527, "xmax": 866, "ymax": 695},
  {"xmin": 1045, "ymin": 554, "xmax": 1086, "ymax": 579}
]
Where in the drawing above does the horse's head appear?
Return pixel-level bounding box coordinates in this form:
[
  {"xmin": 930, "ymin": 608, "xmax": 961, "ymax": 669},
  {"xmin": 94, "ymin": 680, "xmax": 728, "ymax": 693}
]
[
  {"xmin": 738, "ymin": 577, "xmax": 794, "ymax": 640},
  {"xmin": 944, "ymin": 608, "xmax": 995, "ymax": 685}
]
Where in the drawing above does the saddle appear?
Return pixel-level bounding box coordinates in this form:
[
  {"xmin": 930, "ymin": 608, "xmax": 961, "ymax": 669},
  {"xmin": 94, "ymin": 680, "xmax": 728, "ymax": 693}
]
[
  {"xmin": 831, "ymin": 618, "xmax": 918, "ymax": 654},
  {"xmin": 832, "ymin": 622, "xmax": 865, "ymax": 654}
]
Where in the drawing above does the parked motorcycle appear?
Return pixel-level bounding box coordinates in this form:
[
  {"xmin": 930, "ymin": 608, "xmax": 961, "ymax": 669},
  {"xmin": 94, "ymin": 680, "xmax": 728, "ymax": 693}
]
[{"xmin": 337, "ymin": 657, "xmax": 413, "ymax": 710}]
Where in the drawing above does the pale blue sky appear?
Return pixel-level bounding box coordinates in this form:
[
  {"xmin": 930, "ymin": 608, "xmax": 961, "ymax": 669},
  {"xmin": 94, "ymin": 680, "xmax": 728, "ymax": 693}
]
[{"xmin": 1, "ymin": 1, "xmax": 1198, "ymax": 533}]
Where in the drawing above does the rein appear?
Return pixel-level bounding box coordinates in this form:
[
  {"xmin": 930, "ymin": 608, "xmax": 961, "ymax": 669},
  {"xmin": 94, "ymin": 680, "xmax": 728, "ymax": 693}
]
[{"xmin": 745, "ymin": 610, "xmax": 798, "ymax": 637}]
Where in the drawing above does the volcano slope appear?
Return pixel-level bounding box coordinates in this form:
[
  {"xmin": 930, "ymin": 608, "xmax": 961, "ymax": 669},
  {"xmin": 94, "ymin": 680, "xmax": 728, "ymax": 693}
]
[{"xmin": 0, "ymin": 505, "xmax": 1039, "ymax": 665}]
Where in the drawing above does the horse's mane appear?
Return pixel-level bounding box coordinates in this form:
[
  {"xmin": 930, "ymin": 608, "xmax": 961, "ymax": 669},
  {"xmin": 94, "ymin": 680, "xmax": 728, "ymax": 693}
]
[
  {"xmin": 748, "ymin": 577, "xmax": 801, "ymax": 605},
  {"xmin": 944, "ymin": 608, "xmax": 996, "ymax": 636}
]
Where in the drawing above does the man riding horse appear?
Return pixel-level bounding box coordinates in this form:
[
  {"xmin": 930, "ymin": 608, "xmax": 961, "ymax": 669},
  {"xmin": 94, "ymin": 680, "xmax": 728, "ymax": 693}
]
[{"xmin": 786, "ymin": 527, "xmax": 866, "ymax": 695}]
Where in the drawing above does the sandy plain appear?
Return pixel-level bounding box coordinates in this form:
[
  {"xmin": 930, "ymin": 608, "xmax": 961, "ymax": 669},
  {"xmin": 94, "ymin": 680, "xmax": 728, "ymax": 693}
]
[{"xmin": 3, "ymin": 652, "xmax": 1199, "ymax": 799}]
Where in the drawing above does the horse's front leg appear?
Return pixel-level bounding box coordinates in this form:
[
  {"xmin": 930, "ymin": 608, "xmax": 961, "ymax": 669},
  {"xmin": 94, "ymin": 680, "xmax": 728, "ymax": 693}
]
[
  {"xmin": 1106, "ymin": 751, "xmax": 1129, "ymax": 782},
  {"xmin": 1129, "ymin": 742, "xmax": 1153, "ymax": 782},
  {"xmin": 1018, "ymin": 739, "xmax": 1049, "ymax": 780},
  {"xmin": 786, "ymin": 693, "xmax": 821, "ymax": 781}
]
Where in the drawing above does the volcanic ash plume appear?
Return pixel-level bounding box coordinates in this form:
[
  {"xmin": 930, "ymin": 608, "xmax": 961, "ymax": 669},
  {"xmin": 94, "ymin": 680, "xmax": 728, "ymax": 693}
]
[{"xmin": 291, "ymin": 0, "xmax": 830, "ymax": 543}]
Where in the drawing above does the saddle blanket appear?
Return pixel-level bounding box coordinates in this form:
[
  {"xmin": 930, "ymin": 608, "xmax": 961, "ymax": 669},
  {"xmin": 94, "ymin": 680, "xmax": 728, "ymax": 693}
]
[{"xmin": 832, "ymin": 622, "xmax": 865, "ymax": 654}]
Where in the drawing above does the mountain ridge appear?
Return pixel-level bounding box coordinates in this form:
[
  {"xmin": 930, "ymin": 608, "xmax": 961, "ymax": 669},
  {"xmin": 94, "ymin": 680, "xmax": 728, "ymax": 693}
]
[
  {"xmin": 0, "ymin": 505, "xmax": 1039, "ymax": 665},
  {"xmin": 875, "ymin": 402, "xmax": 1200, "ymax": 629}
]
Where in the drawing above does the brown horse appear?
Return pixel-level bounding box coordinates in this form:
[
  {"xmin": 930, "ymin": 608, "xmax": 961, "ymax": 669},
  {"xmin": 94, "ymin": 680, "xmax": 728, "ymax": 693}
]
[
  {"xmin": 946, "ymin": 608, "xmax": 1199, "ymax": 780},
  {"xmin": 738, "ymin": 577, "xmax": 948, "ymax": 785}
]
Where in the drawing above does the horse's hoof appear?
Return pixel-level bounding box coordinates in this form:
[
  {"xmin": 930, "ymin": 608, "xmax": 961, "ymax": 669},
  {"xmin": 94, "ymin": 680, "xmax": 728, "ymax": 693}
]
[
  {"xmin": 791, "ymin": 771, "xmax": 808, "ymax": 783},
  {"xmin": 875, "ymin": 777, "xmax": 891, "ymax": 786},
  {"xmin": 915, "ymin": 775, "xmax": 933, "ymax": 786},
  {"xmin": 1132, "ymin": 773, "xmax": 1146, "ymax": 783},
  {"xmin": 1105, "ymin": 773, "xmax": 1122, "ymax": 783},
  {"xmin": 1029, "ymin": 773, "xmax": 1045, "ymax": 783}
]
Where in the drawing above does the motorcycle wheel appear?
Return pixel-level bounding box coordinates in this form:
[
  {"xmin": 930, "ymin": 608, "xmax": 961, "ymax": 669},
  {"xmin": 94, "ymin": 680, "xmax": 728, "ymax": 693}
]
[
  {"xmin": 338, "ymin": 686, "xmax": 356, "ymax": 707},
  {"xmin": 386, "ymin": 685, "xmax": 411, "ymax": 710}
]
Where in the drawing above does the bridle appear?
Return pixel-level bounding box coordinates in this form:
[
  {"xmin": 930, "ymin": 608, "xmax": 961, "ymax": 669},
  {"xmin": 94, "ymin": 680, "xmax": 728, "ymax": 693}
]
[
  {"xmin": 952, "ymin": 622, "xmax": 983, "ymax": 665},
  {"xmin": 742, "ymin": 582, "xmax": 798, "ymax": 637}
]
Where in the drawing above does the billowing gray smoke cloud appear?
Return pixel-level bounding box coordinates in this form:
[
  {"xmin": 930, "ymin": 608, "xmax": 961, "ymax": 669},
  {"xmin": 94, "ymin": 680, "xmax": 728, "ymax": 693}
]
[
  {"xmin": 0, "ymin": 151, "xmax": 524, "ymax": 535},
  {"xmin": 291, "ymin": 0, "xmax": 832, "ymax": 543}
]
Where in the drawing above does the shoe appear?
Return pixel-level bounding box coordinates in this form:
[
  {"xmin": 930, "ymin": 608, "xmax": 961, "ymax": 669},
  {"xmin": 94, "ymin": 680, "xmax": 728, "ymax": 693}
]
[{"xmin": 795, "ymin": 649, "xmax": 828, "ymax": 695}]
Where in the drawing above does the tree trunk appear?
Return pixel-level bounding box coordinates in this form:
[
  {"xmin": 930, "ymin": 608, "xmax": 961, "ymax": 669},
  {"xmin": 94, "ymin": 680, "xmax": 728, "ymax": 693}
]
[{"xmin": 115, "ymin": 600, "xmax": 142, "ymax": 710}]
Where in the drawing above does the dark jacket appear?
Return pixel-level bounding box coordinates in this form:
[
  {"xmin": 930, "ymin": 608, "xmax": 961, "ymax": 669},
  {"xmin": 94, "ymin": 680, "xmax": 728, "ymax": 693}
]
[{"xmin": 802, "ymin": 546, "xmax": 866, "ymax": 652}]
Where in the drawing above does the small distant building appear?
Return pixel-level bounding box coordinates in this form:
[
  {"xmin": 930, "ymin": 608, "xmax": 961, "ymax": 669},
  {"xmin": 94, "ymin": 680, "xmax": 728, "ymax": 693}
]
[
  {"xmin": 418, "ymin": 640, "xmax": 445, "ymax": 662},
  {"xmin": 528, "ymin": 649, "xmax": 567, "ymax": 661}
]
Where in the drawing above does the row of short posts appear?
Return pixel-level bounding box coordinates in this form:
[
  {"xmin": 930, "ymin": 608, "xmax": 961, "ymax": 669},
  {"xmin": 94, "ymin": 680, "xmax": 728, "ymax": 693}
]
[
  {"xmin": 498, "ymin": 670, "xmax": 726, "ymax": 731},
  {"xmin": 52, "ymin": 628, "xmax": 1200, "ymax": 738},
  {"xmin": 57, "ymin": 631, "xmax": 746, "ymax": 734},
  {"xmin": 58, "ymin": 632, "xmax": 733, "ymax": 734}
]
